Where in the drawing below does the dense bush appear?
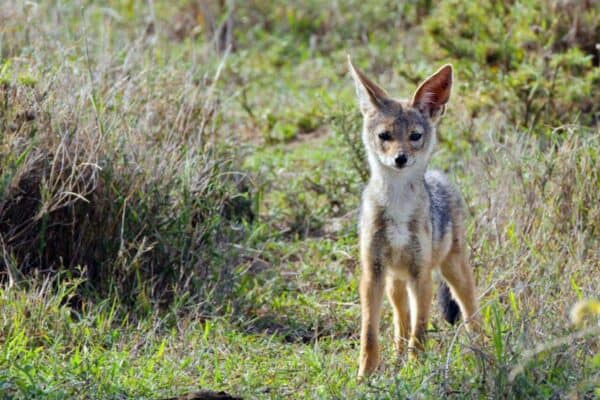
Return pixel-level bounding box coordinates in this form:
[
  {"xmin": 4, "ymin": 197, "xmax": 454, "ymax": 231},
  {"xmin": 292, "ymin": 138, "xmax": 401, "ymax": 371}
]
[
  {"xmin": 0, "ymin": 3, "xmax": 253, "ymax": 309},
  {"xmin": 423, "ymin": 0, "xmax": 599, "ymax": 130}
]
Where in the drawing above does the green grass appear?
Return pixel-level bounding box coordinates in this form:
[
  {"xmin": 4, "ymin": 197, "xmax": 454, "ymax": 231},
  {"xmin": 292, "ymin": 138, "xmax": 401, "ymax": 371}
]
[{"xmin": 1, "ymin": 1, "xmax": 599, "ymax": 399}]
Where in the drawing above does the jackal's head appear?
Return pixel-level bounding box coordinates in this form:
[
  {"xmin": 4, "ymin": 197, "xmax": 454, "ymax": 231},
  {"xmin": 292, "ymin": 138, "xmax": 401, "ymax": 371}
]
[{"xmin": 348, "ymin": 57, "xmax": 452, "ymax": 174}]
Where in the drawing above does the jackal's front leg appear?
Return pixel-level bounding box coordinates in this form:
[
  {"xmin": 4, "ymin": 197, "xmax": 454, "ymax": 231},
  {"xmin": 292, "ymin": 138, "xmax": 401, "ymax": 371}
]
[
  {"xmin": 386, "ymin": 277, "xmax": 410, "ymax": 355},
  {"xmin": 358, "ymin": 262, "xmax": 385, "ymax": 377},
  {"xmin": 406, "ymin": 273, "xmax": 433, "ymax": 358}
]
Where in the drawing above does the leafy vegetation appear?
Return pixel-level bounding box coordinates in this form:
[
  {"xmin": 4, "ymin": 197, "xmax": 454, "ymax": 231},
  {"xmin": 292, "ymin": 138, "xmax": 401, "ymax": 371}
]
[{"xmin": 1, "ymin": 1, "xmax": 598, "ymax": 398}]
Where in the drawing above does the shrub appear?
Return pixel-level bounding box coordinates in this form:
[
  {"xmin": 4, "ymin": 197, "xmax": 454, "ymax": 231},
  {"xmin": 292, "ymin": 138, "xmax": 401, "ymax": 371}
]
[
  {"xmin": 0, "ymin": 3, "xmax": 253, "ymax": 310},
  {"xmin": 423, "ymin": 0, "xmax": 599, "ymax": 130}
]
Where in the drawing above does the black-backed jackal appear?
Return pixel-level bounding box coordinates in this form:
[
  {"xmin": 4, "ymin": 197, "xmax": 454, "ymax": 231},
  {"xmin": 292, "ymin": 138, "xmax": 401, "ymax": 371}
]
[{"xmin": 348, "ymin": 57, "xmax": 479, "ymax": 377}]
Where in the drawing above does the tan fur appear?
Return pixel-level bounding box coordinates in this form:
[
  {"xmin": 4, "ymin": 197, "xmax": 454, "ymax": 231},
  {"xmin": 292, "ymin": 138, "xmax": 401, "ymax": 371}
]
[{"xmin": 349, "ymin": 57, "xmax": 479, "ymax": 377}]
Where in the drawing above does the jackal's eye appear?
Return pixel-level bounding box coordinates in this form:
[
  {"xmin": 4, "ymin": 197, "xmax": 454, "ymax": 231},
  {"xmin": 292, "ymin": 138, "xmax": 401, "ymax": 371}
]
[
  {"xmin": 409, "ymin": 132, "xmax": 422, "ymax": 141},
  {"xmin": 378, "ymin": 131, "xmax": 392, "ymax": 141}
]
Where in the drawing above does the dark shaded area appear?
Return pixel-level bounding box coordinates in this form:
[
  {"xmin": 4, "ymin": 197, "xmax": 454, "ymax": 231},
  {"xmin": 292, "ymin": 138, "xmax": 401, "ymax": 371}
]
[
  {"xmin": 241, "ymin": 313, "xmax": 355, "ymax": 344},
  {"xmin": 165, "ymin": 390, "xmax": 242, "ymax": 400}
]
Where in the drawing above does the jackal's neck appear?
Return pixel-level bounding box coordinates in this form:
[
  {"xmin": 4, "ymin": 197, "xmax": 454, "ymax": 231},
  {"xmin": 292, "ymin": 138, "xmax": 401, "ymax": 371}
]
[{"xmin": 368, "ymin": 161, "xmax": 426, "ymax": 203}]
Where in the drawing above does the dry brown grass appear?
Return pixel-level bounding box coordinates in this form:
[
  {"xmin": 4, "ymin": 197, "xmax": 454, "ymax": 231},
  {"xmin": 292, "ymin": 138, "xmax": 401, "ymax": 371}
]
[{"xmin": 0, "ymin": 2, "xmax": 253, "ymax": 309}]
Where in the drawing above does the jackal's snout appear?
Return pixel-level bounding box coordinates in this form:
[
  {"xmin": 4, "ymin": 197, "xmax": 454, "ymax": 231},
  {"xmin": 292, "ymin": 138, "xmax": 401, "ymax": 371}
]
[{"xmin": 394, "ymin": 153, "xmax": 408, "ymax": 168}]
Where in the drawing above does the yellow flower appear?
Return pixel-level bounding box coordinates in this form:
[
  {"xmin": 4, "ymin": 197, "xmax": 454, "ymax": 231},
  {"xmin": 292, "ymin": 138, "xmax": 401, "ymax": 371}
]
[{"xmin": 570, "ymin": 299, "xmax": 600, "ymax": 326}]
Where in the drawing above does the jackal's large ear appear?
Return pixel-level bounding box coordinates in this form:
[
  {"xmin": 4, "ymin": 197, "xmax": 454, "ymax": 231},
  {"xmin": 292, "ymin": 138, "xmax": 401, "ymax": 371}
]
[
  {"xmin": 411, "ymin": 64, "xmax": 453, "ymax": 120},
  {"xmin": 348, "ymin": 55, "xmax": 389, "ymax": 116}
]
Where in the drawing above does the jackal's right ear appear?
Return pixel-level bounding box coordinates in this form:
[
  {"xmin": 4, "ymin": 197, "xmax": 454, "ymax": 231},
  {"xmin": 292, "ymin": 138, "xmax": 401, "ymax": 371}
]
[{"xmin": 348, "ymin": 55, "xmax": 389, "ymax": 116}]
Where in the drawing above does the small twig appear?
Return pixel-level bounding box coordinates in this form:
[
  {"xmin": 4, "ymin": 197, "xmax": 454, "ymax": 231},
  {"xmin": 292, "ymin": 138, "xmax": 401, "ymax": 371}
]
[
  {"xmin": 528, "ymin": 62, "xmax": 561, "ymax": 132},
  {"xmin": 239, "ymin": 87, "xmax": 257, "ymax": 125},
  {"xmin": 119, "ymin": 196, "xmax": 128, "ymax": 257},
  {"xmin": 198, "ymin": 45, "xmax": 231, "ymax": 148},
  {"xmin": 213, "ymin": 0, "xmax": 235, "ymax": 54},
  {"xmin": 81, "ymin": 6, "xmax": 104, "ymax": 137},
  {"xmin": 0, "ymin": 234, "xmax": 19, "ymax": 289}
]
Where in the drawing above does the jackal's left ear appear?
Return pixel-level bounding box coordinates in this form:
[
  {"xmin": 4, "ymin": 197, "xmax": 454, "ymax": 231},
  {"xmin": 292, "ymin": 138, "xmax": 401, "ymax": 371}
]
[
  {"xmin": 411, "ymin": 64, "xmax": 453, "ymax": 120},
  {"xmin": 348, "ymin": 55, "xmax": 389, "ymax": 116}
]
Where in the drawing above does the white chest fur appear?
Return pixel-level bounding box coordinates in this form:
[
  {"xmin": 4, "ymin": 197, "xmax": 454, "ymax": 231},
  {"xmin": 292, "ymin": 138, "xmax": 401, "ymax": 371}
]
[
  {"xmin": 384, "ymin": 206, "xmax": 413, "ymax": 250},
  {"xmin": 369, "ymin": 170, "xmax": 421, "ymax": 249}
]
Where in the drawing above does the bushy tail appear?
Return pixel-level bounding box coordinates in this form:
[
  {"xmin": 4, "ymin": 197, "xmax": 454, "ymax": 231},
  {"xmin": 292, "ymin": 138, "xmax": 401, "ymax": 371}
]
[{"xmin": 438, "ymin": 282, "xmax": 461, "ymax": 324}]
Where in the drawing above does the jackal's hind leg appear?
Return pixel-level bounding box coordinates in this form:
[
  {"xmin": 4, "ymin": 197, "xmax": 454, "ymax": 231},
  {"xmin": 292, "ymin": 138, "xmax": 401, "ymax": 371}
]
[{"xmin": 440, "ymin": 252, "xmax": 479, "ymax": 332}]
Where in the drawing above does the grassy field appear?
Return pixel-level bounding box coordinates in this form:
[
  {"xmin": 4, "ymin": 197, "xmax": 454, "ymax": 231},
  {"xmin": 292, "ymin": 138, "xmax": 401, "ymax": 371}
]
[{"xmin": 1, "ymin": 1, "xmax": 599, "ymax": 399}]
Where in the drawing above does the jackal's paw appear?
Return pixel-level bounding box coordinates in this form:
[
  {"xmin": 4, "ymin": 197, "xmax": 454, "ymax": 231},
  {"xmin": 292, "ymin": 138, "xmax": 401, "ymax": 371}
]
[
  {"xmin": 407, "ymin": 337, "xmax": 425, "ymax": 361},
  {"xmin": 465, "ymin": 317, "xmax": 482, "ymax": 335},
  {"xmin": 470, "ymin": 329, "xmax": 491, "ymax": 349},
  {"xmin": 358, "ymin": 352, "xmax": 380, "ymax": 378},
  {"xmin": 393, "ymin": 337, "xmax": 408, "ymax": 355}
]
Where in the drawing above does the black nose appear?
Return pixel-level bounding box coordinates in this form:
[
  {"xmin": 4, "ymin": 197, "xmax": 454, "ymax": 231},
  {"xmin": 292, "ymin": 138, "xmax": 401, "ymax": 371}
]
[{"xmin": 395, "ymin": 153, "xmax": 408, "ymax": 168}]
